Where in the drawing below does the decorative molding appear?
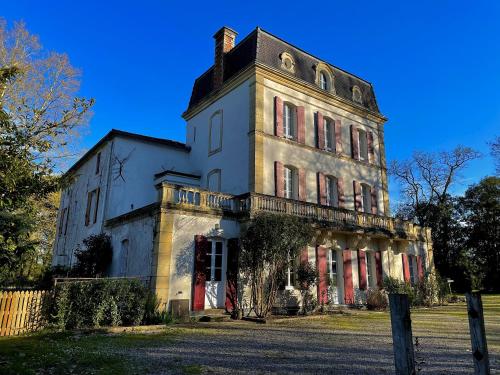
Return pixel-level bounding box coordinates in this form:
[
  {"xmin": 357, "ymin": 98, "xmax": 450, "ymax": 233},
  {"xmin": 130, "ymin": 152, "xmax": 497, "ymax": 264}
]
[
  {"xmin": 314, "ymin": 62, "xmax": 336, "ymax": 95},
  {"xmin": 352, "ymin": 85, "xmax": 363, "ymax": 104},
  {"xmin": 279, "ymin": 52, "xmax": 295, "ymax": 74}
]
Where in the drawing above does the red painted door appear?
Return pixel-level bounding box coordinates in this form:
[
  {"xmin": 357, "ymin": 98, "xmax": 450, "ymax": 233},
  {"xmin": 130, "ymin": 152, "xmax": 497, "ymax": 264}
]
[
  {"xmin": 343, "ymin": 250, "xmax": 354, "ymax": 304},
  {"xmin": 357, "ymin": 250, "xmax": 367, "ymax": 290},
  {"xmin": 192, "ymin": 235, "xmax": 209, "ymax": 311}
]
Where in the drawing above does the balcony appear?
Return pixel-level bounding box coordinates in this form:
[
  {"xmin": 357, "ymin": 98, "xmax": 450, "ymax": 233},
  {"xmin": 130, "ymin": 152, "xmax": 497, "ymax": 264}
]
[{"xmin": 157, "ymin": 182, "xmax": 430, "ymax": 242}]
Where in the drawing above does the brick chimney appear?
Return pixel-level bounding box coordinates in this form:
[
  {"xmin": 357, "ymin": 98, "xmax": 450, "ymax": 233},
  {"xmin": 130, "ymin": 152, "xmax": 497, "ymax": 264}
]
[{"xmin": 213, "ymin": 26, "xmax": 237, "ymax": 90}]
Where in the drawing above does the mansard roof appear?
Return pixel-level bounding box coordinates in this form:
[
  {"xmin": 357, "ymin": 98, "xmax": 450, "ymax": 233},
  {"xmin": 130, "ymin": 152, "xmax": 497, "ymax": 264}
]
[{"xmin": 187, "ymin": 27, "xmax": 381, "ymax": 114}]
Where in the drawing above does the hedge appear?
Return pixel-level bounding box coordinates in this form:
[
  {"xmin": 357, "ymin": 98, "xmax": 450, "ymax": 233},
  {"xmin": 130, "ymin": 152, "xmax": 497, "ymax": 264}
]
[{"xmin": 46, "ymin": 278, "xmax": 150, "ymax": 329}]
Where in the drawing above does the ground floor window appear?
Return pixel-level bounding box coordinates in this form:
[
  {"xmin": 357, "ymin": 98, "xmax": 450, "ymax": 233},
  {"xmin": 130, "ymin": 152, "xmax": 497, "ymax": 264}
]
[
  {"xmin": 366, "ymin": 252, "xmax": 374, "ymax": 288},
  {"xmin": 409, "ymin": 255, "xmax": 417, "ymax": 285},
  {"xmin": 328, "ymin": 249, "xmax": 338, "ymax": 286},
  {"xmin": 205, "ymin": 240, "xmax": 223, "ymax": 281}
]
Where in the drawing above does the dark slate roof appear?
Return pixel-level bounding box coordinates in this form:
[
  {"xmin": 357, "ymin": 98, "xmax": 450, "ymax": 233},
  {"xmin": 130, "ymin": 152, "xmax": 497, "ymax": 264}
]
[
  {"xmin": 187, "ymin": 28, "xmax": 380, "ymax": 113},
  {"xmin": 65, "ymin": 129, "xmax": 189, "ymax": 176}
]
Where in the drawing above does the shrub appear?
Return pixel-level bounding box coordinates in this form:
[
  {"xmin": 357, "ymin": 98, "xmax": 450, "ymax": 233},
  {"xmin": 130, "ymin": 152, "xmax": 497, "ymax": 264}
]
[
  {"xmin": 366, "ymin": 288, "xmax": 388, "ymax": 310},
  {"xmin": 71, "ymin": 233, "xmax": 113, "ymax": 277},
  {"xmin": 46, "ymin": 278, "xmax": 149, "ymax": 329}
]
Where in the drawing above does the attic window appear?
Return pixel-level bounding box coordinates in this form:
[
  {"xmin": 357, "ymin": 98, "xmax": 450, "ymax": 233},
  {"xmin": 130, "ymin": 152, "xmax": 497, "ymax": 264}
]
[
  {"xmin": 314, "ymin": 63, "xmax": 335, "ymax": 94},
  {"xmin": 280, "ymin": 52, "xmax": 295, "ymax": 73},
  {"xmin": 352, "ymin": 86, "xmax": 363, "ymax": 104}
]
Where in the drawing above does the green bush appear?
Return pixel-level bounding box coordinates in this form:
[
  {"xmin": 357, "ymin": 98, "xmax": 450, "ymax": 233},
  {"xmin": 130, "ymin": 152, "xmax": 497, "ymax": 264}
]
[
  {"xmin": 382, "ymin": 273, "xmax": 450, "ymax": 307},
  {"xmin": 47, "ymin": 278, "xmax": 149, "ymax": 329},
  {"xmin": 366, "ymin": 288, "xmax": 388, "ymax": 310}
]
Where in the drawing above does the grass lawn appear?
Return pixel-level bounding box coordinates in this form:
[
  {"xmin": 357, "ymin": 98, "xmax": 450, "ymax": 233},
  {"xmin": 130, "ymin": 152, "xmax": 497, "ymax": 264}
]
[{"xmin": 0, "ymin": 295, "xmax": 498, "ymax": 374}]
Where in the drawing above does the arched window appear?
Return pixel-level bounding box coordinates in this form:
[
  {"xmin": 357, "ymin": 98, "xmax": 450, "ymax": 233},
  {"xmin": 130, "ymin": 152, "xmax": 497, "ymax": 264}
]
[
  {"xmin": 283, "ymin": 103, "xmax": 297, "ymax": 139},
  {"xmin": 352, "ymin": 86, "xmax": 363, "ymax": 104},
  {"xmin": 320, "ymin": 71, "xmax": 329, "ymax": 91},
  {"xmin": 209, "ymin": 110, "xmax": 223, "ymax": 154},
  {"xmin": 284, "ymin": 165, "xmax": 298, "ymax": 199}
]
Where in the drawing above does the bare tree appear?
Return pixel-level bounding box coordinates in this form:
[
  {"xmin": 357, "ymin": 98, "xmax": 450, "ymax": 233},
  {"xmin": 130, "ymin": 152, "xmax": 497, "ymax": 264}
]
[
  {"xmin": 0, "ymin": 20, "xmax": 94, "ymax": 168},
  {"xmin": 390, "ymin": 146, "xmax": 480, "ymax": 224}
]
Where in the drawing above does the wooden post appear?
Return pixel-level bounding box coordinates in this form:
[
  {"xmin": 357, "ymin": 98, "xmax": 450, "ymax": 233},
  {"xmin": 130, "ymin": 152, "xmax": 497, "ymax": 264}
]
[
  {"xmin": 389, "ymin": 294, "xmax": 416, "ymax": 375},
  {"xmin": 466, "ymin": 292, "xmax": 490, "ymax": 374}
]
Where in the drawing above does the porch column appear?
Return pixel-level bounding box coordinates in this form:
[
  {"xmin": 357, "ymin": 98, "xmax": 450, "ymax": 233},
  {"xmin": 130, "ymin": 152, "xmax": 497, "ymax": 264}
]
[{"xmin": 152, "ymin": 208, "xmax": 175, "ymax": 310}]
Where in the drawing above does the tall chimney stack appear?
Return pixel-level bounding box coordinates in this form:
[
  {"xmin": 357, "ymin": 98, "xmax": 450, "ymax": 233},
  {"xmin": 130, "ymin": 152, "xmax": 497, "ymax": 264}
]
[{"xmin": 213, "ymin": 26, "xmax": 237, "ymax": 90}]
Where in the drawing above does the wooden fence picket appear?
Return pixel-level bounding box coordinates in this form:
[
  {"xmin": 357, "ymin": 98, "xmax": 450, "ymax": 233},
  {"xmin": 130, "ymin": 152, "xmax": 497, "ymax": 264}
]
[{"xmin": 0, "ymin": 290, "xmax": 48, "ymax": 336}]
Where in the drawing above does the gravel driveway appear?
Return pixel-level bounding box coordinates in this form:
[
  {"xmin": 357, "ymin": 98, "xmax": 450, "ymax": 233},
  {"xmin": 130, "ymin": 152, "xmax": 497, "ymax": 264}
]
[{"xmin": 128, "ymin": 311, "xmax": 498, "ymax": 375}]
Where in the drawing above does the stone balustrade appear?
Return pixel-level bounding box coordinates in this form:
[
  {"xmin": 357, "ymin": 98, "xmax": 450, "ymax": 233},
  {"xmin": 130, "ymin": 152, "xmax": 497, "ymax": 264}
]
[{"xmin": 157, "ymin": 182, "xmax": 429, "ymax": 240}]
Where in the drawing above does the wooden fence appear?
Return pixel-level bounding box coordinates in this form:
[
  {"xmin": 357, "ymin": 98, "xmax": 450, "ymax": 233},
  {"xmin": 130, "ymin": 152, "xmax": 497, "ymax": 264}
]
[{"xmin": 0, "ymin": 290, "xmax": 47, "ymax": 336}]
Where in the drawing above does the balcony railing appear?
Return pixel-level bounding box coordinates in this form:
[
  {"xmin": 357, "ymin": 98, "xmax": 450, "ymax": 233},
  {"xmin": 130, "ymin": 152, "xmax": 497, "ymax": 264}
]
[{"xmin": 157, "ymin": 182, "xmax": 429, "ymax": 240}]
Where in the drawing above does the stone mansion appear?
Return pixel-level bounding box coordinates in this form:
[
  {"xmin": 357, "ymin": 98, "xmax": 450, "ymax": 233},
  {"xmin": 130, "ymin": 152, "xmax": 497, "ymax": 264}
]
[{"xmin": 53, "ymin": 26, "xmax": 434, "ymax": 312}]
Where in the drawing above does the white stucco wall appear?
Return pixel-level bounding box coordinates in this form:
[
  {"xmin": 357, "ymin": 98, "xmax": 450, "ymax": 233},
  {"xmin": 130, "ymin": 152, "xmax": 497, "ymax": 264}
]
[
  {"xmin": 105, "ymin": 137, "xmax": 191, "ymax": 219},
  {"xmin": 168, "ymin": 213, "xmax": 240, "ymax": 305},
  {"xmin": 261, "ymin": 78, "xmax": 384, "ymax": 214},
  {"xmin": 185, "ymin": 79, "xmax": 251, "ymax": 195},
  {"xmin": 53, "ymin": 142, "xmax": 112, "ymax": 267}
]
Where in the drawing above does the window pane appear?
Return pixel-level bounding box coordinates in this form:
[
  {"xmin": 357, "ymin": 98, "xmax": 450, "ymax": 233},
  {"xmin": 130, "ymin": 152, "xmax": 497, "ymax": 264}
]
[
  {"xmin": 215, "ymin": 254, "xmax": 222, "ymax": 268},
  {"xmin": 215, "ymin": 242, "xmax": 223, "ymax": 254},
  {"xmin": 214, "ymin": 268, "xmax": 222, "ymax": 281}
]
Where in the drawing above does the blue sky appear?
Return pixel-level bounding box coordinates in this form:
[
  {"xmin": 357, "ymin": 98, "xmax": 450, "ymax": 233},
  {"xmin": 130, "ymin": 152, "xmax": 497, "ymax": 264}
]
[{"xmin": 3, "ymin": 1, "xmax": 499, "ymax": 202}]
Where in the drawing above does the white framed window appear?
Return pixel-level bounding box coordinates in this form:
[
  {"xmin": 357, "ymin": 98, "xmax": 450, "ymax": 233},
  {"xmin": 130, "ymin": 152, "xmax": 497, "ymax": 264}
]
[
  {"xmin": 352, "ymin": 85, "xmax": 363, "ymax": 104},
  {"xmin": 366, "ymin": 252, "xmax": 374, "ymax": 288},
  {"xmin": 325, "ymin": 176, "xmax": 338, "ymax": 207},
  {"xmin": 320, "ymin": 72, "xmax": 329, "ymax": 91},
  {"xmin": 285, "ymin": 251, "xmax": 297, "ymax": 290},
  {"xmin": 324, "ymin": 118, "xmax": 335, "ymax": 152},
  {"xmin": 361, "ymin": 183, "xmax": 371, "ymax": 214},
  {"xmin": 207, "ymin": 169, "xmax": 221, "ymax": 192},
  {"xmin": 283, "ymin": 103, "xmax": 296, "ymax": 139},
  {"xmin": 284, "ymin": 166, "xmax": 298, "ymax": 199},
  {"xmin": 358, "ymin": 129, "xmax": 368, "ymax": 161},
  {"xmin": 329, "ymin": 249, "xmax": 338, "ymax": 281},
  {"xmin": 209, "ymin": 110, "xmax": 223, "ymax": 154},
  {"xmin": 206, "ymin": 240, "xmax": 223, "ymax": 281}
]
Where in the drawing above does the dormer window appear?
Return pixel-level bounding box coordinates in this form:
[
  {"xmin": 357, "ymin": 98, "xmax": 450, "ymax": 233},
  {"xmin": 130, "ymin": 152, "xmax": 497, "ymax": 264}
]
[
  {"xmin": 315, "ymin": 63, "xmax": 335, "ymax": 94},
  {"xmin": 283, "ymin": 103, "xmax": 297, "ymax": 139},
  {"xmin": 352, "ymin": 86, "xmax": 363, "ymax": 104},
  {"xmin": 280, "ymin": 52, "xmax": 295, "ymax": 73},
  {"xmin": 320, "ymin": 72, "xmax": 329, "ymax": 91}
]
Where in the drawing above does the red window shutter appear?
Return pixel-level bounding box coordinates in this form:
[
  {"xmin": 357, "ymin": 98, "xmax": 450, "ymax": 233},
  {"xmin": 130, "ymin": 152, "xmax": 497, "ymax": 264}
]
[
  {"xmin": 317, "ymin": 112, "xmax": 325, "ymax": 149},
  {"xmin": 358, "ymin": 250, "xmax": 367, "ymax": 290},
  {"xmin": 316, "ymin": 246, "xmax": 328, "ymax": 305},
  {"xmin": 275, "ymin": 161, "xmax": 284, "ymax": 198},
  {"xmin": 343, "ymin": 249, "xmax": 354, "ymax": 304},
  {"xmin": 317, "ymin": 172, "xmax": 326, "ymax": 205},
  {"xmin": 225, "ymin": 238, "xmax": 239, "ymax": 313},
  {"xmin": 417, "ymin": 255, "xmax": 424, "ymax": 281},
  {"xmin": 297, "ymin": 106, "xmax": 305, "ymax": 144},
  {"xmin": 402, "ymin": 253, "xmax": 410, "ymax": 283},
  {"xmin": 351, "ymin": 125, "xmax": 359, "ymax": 160},
  {"xmin": 368, "ymin": 131, "xmax": 375, "ymax": 163},
  {"xmin": 337, "ymin": 177, "xmax": 345, "ymax": 208},
  {"xmin": 193, "ymin": 235, "xmax": 209, "ymax": 311},
  {"xmin": 298, "ymin": 168, "xmax": 306, "ymax": 201},
  {"xmin": 375, "ymin": 251, "xmax": 383, "ymax": 288},
  {"xmin": 371, "ymin": 187, "xmax": 378, "ymax": 215},
  {"xmin": 353, "ymin": 180, "xmax": 362, "ymax": 212},
  {"xmin": 274, "ymin": 96, "xmax": 283, "ymax": 137},
  {"xmin": 335, "ymin": 119, "xmax": 342, "ymax": 154}
]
